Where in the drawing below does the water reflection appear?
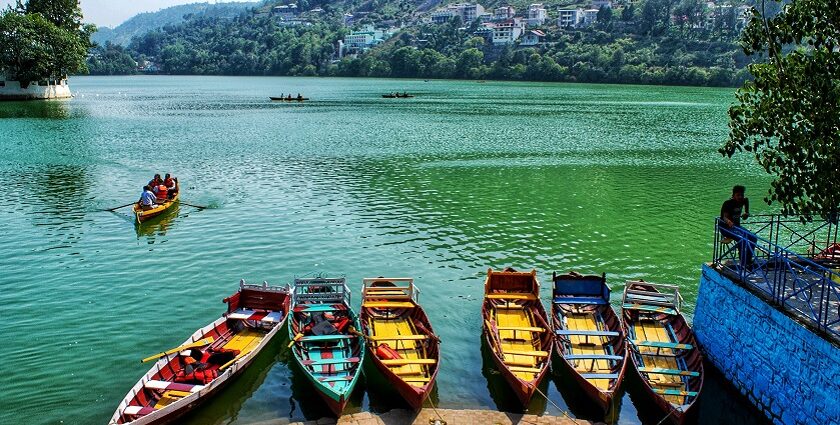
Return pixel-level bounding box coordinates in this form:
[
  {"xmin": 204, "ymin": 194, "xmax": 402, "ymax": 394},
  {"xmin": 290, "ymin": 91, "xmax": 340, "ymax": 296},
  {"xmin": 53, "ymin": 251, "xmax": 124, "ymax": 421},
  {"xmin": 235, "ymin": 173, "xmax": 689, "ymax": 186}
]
[
  {"xmin": 363, "ymin": 357, "xmax": 441, "ymax": 412},
  {"xmin": 551, "ymin": 357, "xmax": 623, "ymax": 424},
  {"xmin": 135, "ymin": 204, "xmax": 181, "ymax": 240},
  {"xmin": 287, "ymin": 356, "xmax": 366, "ymax": 419},
  {"xmin": 480, "ymin": 336, "xmax": 549, "ymax": 414},
  {"xmin": 0, "ymin": 99, "xmax": 73, "ymax": 119}
]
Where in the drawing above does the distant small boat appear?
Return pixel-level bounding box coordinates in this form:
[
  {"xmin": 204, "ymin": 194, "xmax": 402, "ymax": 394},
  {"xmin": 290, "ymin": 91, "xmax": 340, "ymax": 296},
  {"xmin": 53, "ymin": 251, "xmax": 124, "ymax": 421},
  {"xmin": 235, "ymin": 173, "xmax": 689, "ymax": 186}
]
[
  {"xmin": 288, "ymin": 276, "xmax": 364, "ymax": 416},
  {"xmin": 551, "ymin": 271, "xmax": 627, "ymax": 413},
  {"xmin": 622, "ymin": 281, "xmax": 703, "ymax": 425},
  {"xmin": 270, "ymin": 96, "xmax": 309, "ymax": 102},
  {"xmin": 382, "ymin": 93, "xmax": 414, "ymax": 98},
  {"xmin": 109, "ymin": 280, "xmax": 291, "ymax": 425},
  {"xmin": 481, "ymin": 267, "xmax": 552, "ymax": 406},
  {"xmin": 133, "ymin": 181, "xmax": 179, "ymax": 224},
  {"xmin": 360, "ymin": 277, "xmax": 440, "ymax": 409}
]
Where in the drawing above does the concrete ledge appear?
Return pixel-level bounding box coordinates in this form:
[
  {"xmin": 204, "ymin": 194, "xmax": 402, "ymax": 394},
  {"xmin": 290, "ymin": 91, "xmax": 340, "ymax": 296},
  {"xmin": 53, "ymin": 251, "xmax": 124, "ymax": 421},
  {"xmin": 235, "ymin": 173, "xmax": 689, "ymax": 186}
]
[
  {"xmin": 245, "ymin": 409, "xmax": 593, "ymax": 425},
  {"xmin": 0, "ymin": 80, "xmax": 72, "ymax": 100}
]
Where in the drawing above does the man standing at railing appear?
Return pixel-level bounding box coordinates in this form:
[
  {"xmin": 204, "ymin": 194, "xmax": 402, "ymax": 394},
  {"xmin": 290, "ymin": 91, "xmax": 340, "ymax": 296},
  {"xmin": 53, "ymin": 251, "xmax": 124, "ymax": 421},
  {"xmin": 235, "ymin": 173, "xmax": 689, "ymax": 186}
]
[{"xmin": 720, "ymin": 185, "xmax": 758, "ymax": 270}]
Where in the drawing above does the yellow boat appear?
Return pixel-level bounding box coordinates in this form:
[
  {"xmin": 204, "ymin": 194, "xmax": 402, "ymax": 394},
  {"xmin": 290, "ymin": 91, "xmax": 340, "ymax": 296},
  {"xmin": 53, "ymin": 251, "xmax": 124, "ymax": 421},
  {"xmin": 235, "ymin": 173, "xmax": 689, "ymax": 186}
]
[{"xmin": 133, "ymin": 183, "xmax": 179, "ymax": 224}]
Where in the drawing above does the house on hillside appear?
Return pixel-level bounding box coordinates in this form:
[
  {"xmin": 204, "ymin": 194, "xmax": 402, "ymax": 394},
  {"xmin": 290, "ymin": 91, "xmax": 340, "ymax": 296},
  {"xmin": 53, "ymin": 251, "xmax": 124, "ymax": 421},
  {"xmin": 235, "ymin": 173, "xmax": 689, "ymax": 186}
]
[
  {"xmin": 526, "ymin": 4, "xmax": 547, "ymax": 26},
  {"xmin": 592, "ymin": 0, "xmax": 612, "ymax": 9},
  {"xmin": 557, "ymin": 9, "xmax": 583, "ymax": 28},
  {"xmin": 272, "ymin": 4, "xmax": 298, "ymax": 19},
  {"xmin": 494, "ymin": 6, "xmax": 516, "ymax": 20},
  {"xmin": 490, "ymin": 18, "xmax": 525, "ymax": 44},
  {"xmin": 519, "ymin": 29, "xmax": 545, "ymax": 46},
  {"xmin": 581, "ymin": 9, "xmax": 599, "ymax": 26},
  {"xmin": 431, "ymin": 3, "xmax": 486, "ymax": 24},
  {"xmin": 343, "ymin": 25, "xmax": 393, "ymax": 53}
]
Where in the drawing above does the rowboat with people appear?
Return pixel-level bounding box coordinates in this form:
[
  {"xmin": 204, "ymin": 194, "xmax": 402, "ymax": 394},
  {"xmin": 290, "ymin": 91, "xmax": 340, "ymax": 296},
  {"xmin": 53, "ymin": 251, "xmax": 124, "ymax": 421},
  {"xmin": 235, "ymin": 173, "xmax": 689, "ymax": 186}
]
[
  {"xmin": 109, "ymin": 280, "xmax": 291, "ymax": 425},
  {"xmin": 360, "ymin": 277, "xmax": 440, "ymax": 409},
  {"xmin": 551, "ymin": 271, "xmax": 628, "ymax": 413},
  {"xmin": 270, "ymin": 94, "xmax": 309, "ymax": 101},
  {"xmin": 622, "ymin": 281, "xmax": 703, "ymax": 425},
  {"xmin": 133, "ymin": 179, "xmax": 179, "ymax": 224},
  {"xmin": 481, "ymin": 267, "xmax": 552, "ymax": 406},
  {"xmin": 288, "ymin": 276, "xmax": 365, "ymax": 416}
]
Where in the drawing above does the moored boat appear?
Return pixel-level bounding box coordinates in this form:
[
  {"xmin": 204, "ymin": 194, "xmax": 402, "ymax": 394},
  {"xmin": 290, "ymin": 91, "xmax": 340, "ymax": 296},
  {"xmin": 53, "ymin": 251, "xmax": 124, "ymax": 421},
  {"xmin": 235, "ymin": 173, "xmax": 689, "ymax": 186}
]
[
  {"xmin": 360, "ymin": 277, "xmax": 440, "ymax": 409},
  {"xmin": 481, "ymin": 267, "xmax": 552, "ymax": 406},
  {"xmin": 622, "ymin": 281, "xmax": 703, "ymax": 425},
  {"xmin": 288, "ymin": 276, "xmax": 364, "ymax": 416},
  {"xmin": 551, "ymin": 271, "xmax": 628, "ymax": 413},
  {"xmin": 109, "ymin": 280, "xmax": 291, "ymax": 425},
  {"xmin": 270, "ymin": 96, "xmax": 309, "ymax": 101},
  {"xmin": 133, "ymin": 182, "xmax": 179, "ymax": 224}
]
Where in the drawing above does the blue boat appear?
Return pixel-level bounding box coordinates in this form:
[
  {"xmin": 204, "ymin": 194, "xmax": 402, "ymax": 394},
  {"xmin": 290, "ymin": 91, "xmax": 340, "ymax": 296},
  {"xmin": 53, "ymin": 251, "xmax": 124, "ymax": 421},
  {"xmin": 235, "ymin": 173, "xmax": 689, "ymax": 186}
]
[{"xmin": 288, "ymin": 276, "xmax": 365, "ymax": 416}]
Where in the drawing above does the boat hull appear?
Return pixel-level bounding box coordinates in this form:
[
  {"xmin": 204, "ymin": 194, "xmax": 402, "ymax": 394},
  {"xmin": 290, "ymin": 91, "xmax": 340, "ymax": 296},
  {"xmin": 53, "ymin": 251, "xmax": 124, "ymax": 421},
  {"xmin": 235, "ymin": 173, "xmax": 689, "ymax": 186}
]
[{"xmin": 134, "ymin": 191, "xmax": 179, "ymax": 223}]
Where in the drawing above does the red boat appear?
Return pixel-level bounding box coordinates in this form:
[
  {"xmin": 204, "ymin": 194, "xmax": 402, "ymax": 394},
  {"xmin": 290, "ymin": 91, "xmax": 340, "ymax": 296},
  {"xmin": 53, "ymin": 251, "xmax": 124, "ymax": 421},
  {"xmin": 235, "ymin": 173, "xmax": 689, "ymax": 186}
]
[
  {"xmin": 551, "ymin": 272, "xmax": 628, "ymax": 413},
  {"xmin": 481, "ymin": 267, "xmax": 552, "ymax": 406},
  {"xmin": 360, "ymin": 277, "xmax": 440, "ymax": 409},
  {"xmin": 622, "ymin": 281, "xmax": 703, "ymax": 425},
  {"xmin": 109, "ymin": 280, "xmax": 291, "ymax": 425}
]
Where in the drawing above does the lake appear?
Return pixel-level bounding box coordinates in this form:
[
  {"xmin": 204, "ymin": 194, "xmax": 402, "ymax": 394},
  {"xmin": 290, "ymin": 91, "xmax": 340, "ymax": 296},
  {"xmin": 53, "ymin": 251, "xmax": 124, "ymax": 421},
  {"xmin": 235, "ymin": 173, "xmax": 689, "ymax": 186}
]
[{"xmin": 0, "ymin": 76, "xmax": 771, "ymax": 424}]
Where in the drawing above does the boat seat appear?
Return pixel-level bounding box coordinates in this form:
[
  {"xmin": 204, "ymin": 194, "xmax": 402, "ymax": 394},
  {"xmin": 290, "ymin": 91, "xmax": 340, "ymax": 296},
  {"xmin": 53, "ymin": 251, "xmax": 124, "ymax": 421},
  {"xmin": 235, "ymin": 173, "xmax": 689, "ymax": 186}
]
[
  {"xmin": 486, "ymin": 293, "xmax": 537, "ymax": 301},
  {"xmin": 495, "ymin": 326, "xmax": 546, "ymax": 332},
  {"xmin": 227, "ymin": 309, "xmax": 283, "ymax": 323},
  {"xmin": 144, "ymin": 380, "xmax": 204, "ymax": 393},
  {"xmin": 318, "ymin": 376, "xmax": 353, "ymax": 382},
  {"xmin": 123, "ymin": 406, "xmax": 157, "ymax": 417},
  {"xmin": 652, "ymin": 388, "xmax": 698, "ymax": 397},
  {"xmin": 555, "ymin": 330, "xmax": 619, "ymax": 337},
  {"xmin": 504, "ymin": 358, "xmax": 537, "ymax": 367},
  {"xmin": 565, "ymin": 354, "xmax": 623, "ymax": 361},
  {"xmin": 300, "ymin": 335, "xmax": 355, "ymax": 342},
  {"xmin": 505, "ymin": 350, "xmax": 549, "ymax": 357},
  {"xmin": 633, "ymin": 341, "xmax": 693, "ymax": 350},
  {"xmin": 553, "ymin": 297, "xmax": 608, "ymax": 305},
  {"xmin": 508, "ymin": 365, "xmax": 543, "ymax": 373},
  {"xmin": 638, "ymin": 367, "xmax": 699, "ymax": 377},
  {"xmin": 368, "ymin": 334, "xmax": 429, "ymax": 341},
  {"xmin": 623, "ymin": 303, "xmax": 677, "ymax": 315},
  {"xmin": 293, "ymin": 304, "xmax": 343, "ymax": 313},
  {"xmin": 580, "ymin": 373, "xmax": 619, "ymax": 379},
  {"xmin": 403, "ymin": 377, "xmax": 431, "ymax": 383},
  {"xmin": 302, "ymin": 357, "xmax": 360, "ymax": 366},
  {"xmin": 363, "ymin": 301, "xmax": 415, "ymax": 309},
  {"xmin": 381, "ymin": 359, "xmax": 437, "ymax": 366}
]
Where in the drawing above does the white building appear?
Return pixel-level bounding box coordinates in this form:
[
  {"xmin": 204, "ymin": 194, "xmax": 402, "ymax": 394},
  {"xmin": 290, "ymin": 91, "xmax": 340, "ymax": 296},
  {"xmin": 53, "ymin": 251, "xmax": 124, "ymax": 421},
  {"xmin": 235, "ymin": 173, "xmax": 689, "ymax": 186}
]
[
  {"xmin": 343, "ymin": 25, "xmax": 391, "ymax": 51},
  {"xmin": 581, "ymin": 9, "xmax": 599, "ymax": 26},
  {"xmin": 431, "ymin": 3, "xmax": 486, "ymax": 24},
  {"xmin": 519, "ymin": 29, "xmax": 545, "ymax": 46},
  {"xmin": 526, "ymin": 4, "xmax": 547, "ymax": 26},
  {"xmin": 557, "ymin": 8, "xmax": 583, "ymax": 28},
  {"xmin": 273, "ymin": 4, "xmax": 298, "ymax": 19},
  {"xmin": 0, "ymin": 77, "xmax": 71, "ymax": 100},
  {"xmin": 494, "ymin": 6, "xmax": 516, "ymax": 20},
  {"xmin": 491, "ymin": 18, "xmax": 525, "ymax": 44}
]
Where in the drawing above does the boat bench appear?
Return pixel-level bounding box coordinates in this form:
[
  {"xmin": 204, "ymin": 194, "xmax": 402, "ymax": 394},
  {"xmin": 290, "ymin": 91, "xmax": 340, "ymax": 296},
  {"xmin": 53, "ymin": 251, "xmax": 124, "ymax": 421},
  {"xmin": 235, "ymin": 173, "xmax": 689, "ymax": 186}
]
[
  {"xmin": 508, "ymin": 365, "xmax": 543, "ymax": 373},
  {"xmin": 318, "ymin": 375, "xmax": 353, "ymax": 382},
  {"xmin": 144, "ymin": 380, "xmax": 204, "ymax": 393},
  {"xmin": 580, "ymin": 373, "xmax": 619, "ymax": 379},
  {"xmin": 363, "ymin": 301, "xmax": 415, "ymax": 309},
  {"xmin": 302, "ymin": 357, "xmax": 360, "ymax": 366},
  {"xmin": 293, "ymin": 304, "xmax": 344, "ymax": 313},
  {"xmin": 496, "ymin": 326, "xmax": 546, "ymax": 332},
  {"xmin": 227, "ymin": 309, "xmax": 283, "ymax": 323},
  {"xmin": 553, "ymin": 297, "xmax": 608, "ymax": 305},
  {"xmin": 505, "ymin": 350, "xmax": 549, "ymax": 357},
  {"xmin": 486, "ymin": 293, "xmax": 538, "ymax": 301},
  {"xmin": 381, "ymin": 359, "xmax": 437, "ymax": 366},
  {"xmin": 565, "ymin": 354, "xmax": 623, "ymax": 361},
  {"xmin": 623, "ymin": 303, "xmax": 677, "ymax": 315},
  {"xmin": 368, "ymin": 334, "xmax": 429, "ymax": 341},
  {"xmin": 633, "ymin": 340, "xmax": 693, "ymax": 350},
  {"xmin": 300, "ymin": 335, "xmax": 355, "ymax": 342},
  {"xmin": 638, "ymin": 367, "xmax": 699, "ymax": 377},
  {"xmin": 555, "ymin": 330, "xmax": 619, "ymax": 337},
  {"xmin": 652, "ymin": 388, "xmax": 698, "ymax": 397},
  {"xmin": 403, "ymin": 376, "xmax": 431, "ymax": 383}
]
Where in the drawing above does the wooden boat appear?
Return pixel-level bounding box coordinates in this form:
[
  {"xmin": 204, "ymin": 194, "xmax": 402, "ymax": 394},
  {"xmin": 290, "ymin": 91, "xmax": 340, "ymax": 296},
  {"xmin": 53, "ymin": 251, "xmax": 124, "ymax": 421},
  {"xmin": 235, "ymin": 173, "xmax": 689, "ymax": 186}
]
[
  {"xmin": 622, "ymin": 281, "xmax": 703, "ymax": 425},
  {"xmin": 133, "ymin": 182, "xmax": 179, "ymax": 224},
  {"xmin": 481, "ymin": 267, "xmax": 552, "ymax": 406},
  {"xmin": 288, "ymin": 276, "xmax": 364, "ymax": 416},
  {"xmin": 270, "ymin": 96, "xmax": 309, "ymax": 101},
  {"xmin": 382, "ymin": 93, "xmax": 414, "ymax": 98},
  {"xmin": 551, "ymin": 272, "xmax": 628, "ymax": 413},
  {"xmin": 360, "ymin": 277, "xmax": 440, "ymax": 409},
  {"xmin": 109, "ymin": 280, "xmax": 291, "ymax": 425}
]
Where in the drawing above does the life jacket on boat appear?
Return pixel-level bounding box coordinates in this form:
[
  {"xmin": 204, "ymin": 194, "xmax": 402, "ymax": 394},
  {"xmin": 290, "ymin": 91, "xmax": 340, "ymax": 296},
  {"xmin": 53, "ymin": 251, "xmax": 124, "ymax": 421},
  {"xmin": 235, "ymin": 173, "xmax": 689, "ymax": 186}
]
[
  {"xmin": 155, "ymin": 184, "xmax": 168, "ymax": 200},
  {"xmin": 164, "ymin": 177, "xmax": 175, "ymax": 189},
  {"xmin": 333, "ymin": 317, "xmax": 350, "ymax": 333},
  {"xmin": 175, "ymin": 368, "xmax": 218, "ymax": 384},
  {"xmin": 376, "ymin": 343, "xmax": 402, "ymax": 360}
]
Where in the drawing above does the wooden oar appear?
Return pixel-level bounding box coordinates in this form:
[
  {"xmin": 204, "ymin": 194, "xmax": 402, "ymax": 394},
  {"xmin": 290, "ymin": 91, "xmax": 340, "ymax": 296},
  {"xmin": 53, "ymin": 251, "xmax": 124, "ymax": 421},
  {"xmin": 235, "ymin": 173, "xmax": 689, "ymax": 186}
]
[
  {"xmin": 105, "ymin": 202, "xmax": 136, "ymax": 212},
  {"xmin": 180, "ymin": 202, "xmax": 208, "ymax": 209},
  {"xmin": 288, "ymin": 332, "xmax": 304, "ymax": 348},
  {"xmin": 219, "ymin": 352, "xmax": 246, "ymax": 371},
  {"xmin": 140, "ymin": 337, "xmax": 215, "ymax": 363}
]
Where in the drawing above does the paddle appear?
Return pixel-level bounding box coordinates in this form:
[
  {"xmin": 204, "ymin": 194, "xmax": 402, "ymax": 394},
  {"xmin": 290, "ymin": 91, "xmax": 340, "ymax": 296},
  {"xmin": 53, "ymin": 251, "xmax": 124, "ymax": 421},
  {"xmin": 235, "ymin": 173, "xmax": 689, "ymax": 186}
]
[
  {"xmin": 140, "ymin": 337, "xmax": 215, "ymax": 363},
  {"xmin": 180, "ymin": 202, "xmax": 208, "ymax": 209},
  {"xmin": 105, "ymin": 202, "xmax": 136, "ymax": 212},
  {"xmin": 288, "ymin": 332, "xmax": 304, "ymax": 348},
  {"xmin": 219, "ymin": 352, "xmax": 246, "ymax": 371}
]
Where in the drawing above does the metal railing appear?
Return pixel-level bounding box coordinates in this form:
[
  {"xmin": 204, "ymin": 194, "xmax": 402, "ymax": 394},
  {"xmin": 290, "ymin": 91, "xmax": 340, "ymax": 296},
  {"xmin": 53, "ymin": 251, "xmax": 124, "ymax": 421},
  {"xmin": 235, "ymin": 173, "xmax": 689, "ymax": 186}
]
[
  {"xmin": 292, "ymin": 276, "xmax": 351, "ymax": 306},
  {"xmin": 712, "ymin": 216, "xmax": 840, "ymax": 341}
]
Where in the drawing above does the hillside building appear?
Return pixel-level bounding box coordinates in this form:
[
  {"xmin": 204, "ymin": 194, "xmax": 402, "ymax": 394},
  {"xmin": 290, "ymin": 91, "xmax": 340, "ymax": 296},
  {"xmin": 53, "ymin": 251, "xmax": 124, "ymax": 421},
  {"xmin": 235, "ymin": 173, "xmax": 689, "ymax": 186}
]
[
  {"xmin": 557, "ymin": 8, "xmax": 583, "ymax": 28},
  {"xmin": 526, "ymin": 4, "xmax": 547, "ymax": 26}
]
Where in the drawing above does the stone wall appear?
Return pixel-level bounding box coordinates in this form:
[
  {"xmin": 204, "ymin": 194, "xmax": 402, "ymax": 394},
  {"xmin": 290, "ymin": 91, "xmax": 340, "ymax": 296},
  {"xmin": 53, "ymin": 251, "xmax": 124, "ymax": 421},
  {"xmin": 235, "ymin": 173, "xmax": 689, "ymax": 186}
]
[
  {"xmin": 0, "ymin": 80, "xmax": 72, "ymax": 100},
  {"xmin": 694, "ymin": 264, "xmax": 840, "ymax": 425}
]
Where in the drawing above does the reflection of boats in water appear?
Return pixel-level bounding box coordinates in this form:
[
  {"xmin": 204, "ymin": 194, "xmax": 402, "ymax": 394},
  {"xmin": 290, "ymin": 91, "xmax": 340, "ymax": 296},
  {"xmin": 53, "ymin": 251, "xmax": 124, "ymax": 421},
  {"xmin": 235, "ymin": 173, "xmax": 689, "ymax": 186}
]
[
  {"xmin": 270, "ymin": 96, "xmax": 309, "ymax": 102},
  {"xmin": 135, "ymin": 204, "xmax": 179, "ymax": 238}
]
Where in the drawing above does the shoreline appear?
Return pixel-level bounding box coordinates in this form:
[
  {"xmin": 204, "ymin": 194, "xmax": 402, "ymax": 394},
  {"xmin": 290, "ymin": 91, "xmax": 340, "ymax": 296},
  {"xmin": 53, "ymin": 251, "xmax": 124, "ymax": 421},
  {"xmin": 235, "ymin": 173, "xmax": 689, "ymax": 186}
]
[{"xmin": 252, "ymin": 409, "xmax": 593, "ymax": 425}]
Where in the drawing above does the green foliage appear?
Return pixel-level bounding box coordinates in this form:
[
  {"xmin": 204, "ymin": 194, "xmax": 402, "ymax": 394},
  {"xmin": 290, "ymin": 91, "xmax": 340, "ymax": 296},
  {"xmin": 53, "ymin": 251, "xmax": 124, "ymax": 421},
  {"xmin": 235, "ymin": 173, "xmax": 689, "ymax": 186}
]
[
  {"xmin": 723, "ymin": 0, "xmax": 840, "ymax": 219},
  {"xmin": 87, "ymin": 43, "xmax": 137, "ymax": 75}
]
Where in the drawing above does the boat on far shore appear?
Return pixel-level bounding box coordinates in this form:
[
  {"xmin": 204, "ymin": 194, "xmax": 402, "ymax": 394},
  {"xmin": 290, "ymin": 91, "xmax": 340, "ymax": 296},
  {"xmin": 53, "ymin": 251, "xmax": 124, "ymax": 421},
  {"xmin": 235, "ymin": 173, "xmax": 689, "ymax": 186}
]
[
  {"xmin": 382, "ymin": 93, "xmax": 414, "ymax": 98},
  {"xmin": 270, "ymin": 96, "xmax": 309, "ymax": 102}
]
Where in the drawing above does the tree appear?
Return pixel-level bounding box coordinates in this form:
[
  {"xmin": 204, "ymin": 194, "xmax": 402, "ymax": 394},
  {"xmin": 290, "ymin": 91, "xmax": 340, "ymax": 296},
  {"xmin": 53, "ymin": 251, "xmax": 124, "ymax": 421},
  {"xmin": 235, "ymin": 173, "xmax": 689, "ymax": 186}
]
[{"xmin": 722, "ymin": 0, "xmax": 840, "ymax": 219}]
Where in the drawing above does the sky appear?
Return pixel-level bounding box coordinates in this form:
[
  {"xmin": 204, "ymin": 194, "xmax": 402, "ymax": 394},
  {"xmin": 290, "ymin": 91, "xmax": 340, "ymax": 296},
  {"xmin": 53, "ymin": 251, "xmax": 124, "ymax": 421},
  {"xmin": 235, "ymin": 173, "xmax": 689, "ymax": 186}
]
[{"xmin": 0, "ymin": 0, "xmax": 256, "ymax": 27}]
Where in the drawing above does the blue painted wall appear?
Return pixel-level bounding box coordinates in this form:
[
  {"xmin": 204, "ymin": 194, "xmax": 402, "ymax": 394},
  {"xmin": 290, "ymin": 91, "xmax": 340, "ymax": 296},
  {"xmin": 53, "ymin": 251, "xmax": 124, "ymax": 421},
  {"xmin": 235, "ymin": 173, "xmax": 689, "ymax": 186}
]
[{"xmin": 694, "ymin": 264, "xmax": 840, "ymax": 425}]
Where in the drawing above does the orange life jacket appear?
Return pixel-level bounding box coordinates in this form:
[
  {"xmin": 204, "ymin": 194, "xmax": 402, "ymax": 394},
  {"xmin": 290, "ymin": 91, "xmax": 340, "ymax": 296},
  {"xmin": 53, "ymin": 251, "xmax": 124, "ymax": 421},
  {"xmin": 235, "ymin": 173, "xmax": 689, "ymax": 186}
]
[
  {"xmin": 375, "ymin": 343, "xmax": 402, "ymax": 360},
  {"xmin": 156, "ymin": 185, "xmax": 168, "ymax": 200},
  {"xmin": 164, "ymin": 178, "xmax": 175, "ymax": 188}
]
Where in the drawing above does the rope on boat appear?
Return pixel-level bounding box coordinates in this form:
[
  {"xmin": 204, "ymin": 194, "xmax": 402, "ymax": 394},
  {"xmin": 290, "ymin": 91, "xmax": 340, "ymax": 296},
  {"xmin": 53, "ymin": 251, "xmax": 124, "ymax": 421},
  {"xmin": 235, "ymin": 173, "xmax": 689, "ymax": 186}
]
[
  {"xmin": 532, "ymin": 384, "xmax": 580, "ymax": 424},
  {"xmin": 656, "ymin": 408, "xmax": 675, "ymax": 425},
  {"xmin": 425, "ymin": 395, "xmax": 447, "ymax": 425}
]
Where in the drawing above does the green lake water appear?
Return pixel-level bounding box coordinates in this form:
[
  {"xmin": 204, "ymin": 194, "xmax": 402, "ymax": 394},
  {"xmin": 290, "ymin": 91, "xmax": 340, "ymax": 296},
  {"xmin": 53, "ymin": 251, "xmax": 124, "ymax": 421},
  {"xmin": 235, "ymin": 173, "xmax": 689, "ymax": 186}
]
[{"xmin": 0, "ymin": 76, "xmax": 772, "ymax": 424}]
